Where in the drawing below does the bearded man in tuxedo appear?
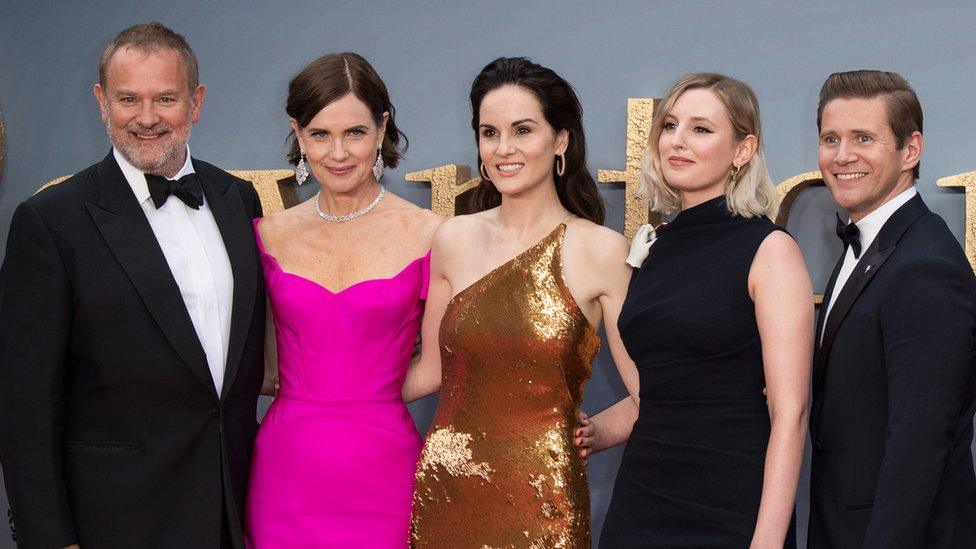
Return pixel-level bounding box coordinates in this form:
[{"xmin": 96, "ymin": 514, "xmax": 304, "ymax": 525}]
[
  {"xmin": 809, "ymin": 70, "xmax": 976, "ymax": 548},
  {"xmin": 0, "ymin": 23, "xmax": 265, "ymax": 549}
]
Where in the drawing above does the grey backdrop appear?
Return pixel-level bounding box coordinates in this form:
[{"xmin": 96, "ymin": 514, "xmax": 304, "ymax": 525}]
[{"xmin": 2, "ymin": 1, "xmax": 975, "ymax": 547}]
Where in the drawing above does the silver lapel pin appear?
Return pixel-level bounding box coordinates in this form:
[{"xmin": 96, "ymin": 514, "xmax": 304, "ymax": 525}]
[{"xmin": 864, "ymin": 265, "xmax": 873, "ymax": 273}]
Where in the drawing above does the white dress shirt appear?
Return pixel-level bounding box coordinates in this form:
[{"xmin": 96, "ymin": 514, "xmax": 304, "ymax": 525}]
[
  {"xmin": 114, "ymin": 147, "xmax": 234, "ymax": 395},
  {"xmin": 821, "ymin": 186, "xmax": 918, "ymax": 342}
]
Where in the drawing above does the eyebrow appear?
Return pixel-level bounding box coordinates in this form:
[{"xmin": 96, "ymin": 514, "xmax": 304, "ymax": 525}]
[
  {"xmin": 305, "ymin": 124, "xmax": 370, "ymax": 133},
  {"xmin": 511, "ymin": 118, "xmax": 538, "ymax": 126}
]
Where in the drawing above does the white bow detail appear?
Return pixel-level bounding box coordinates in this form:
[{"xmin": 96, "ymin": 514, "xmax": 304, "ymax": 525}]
[{"xmin": 626, "ymin": 223, "xmax": 661, "ymax": 268}]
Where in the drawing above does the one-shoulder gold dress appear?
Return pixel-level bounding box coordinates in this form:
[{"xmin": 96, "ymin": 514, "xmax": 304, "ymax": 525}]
[{"xmin": 411, "ymin": 222, "xmax": 601, "ymax": 548}]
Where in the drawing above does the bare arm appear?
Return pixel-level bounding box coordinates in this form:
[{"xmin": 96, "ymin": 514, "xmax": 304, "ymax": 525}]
[
  {"xmin": 402, "ymin": 227, "xmax": 452, "ymax": 403},
  {"xmin": 576, "ymin": 230, "xmax": 640, "ymax": 456},
  {"xmin": 749, "ymin": 231, "xmax": 812, "ymax": 548}
]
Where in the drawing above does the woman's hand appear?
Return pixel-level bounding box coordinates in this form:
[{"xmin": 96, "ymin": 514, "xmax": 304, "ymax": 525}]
[{"xmin": 575, "ymin": 409, "xmax": 595, "ymax": 459}]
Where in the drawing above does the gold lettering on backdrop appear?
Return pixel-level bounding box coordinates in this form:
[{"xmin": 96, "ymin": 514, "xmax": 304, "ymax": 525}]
[
  {"xmin": 405, "ymin": 164, "xmax": 480, "ymax": 217},
  {"xmin": 775, "ymin": 171, "xmax": 826, "ymax": 304},
  {"xmin": 597, "ymin": 98, "xmax": 659, "ymax": 239},
  {"xmin": 937, "ymin": 171, "xmax": 976, "ymax": 273}
]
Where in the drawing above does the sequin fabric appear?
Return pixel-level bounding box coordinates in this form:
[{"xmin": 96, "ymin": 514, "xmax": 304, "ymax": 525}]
[{"xmin": 411, "ymin": 223, "xmax": 600, "ymax": 548}]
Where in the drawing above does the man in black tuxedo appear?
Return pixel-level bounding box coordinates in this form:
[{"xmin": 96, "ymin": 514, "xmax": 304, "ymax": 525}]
[
  {"xmin": 0, "ymin": 23, "xmax": 265, "ymax": 549},
  {"xmin": 809, "ymin": 70, "xmax": 976, "ymax": 548}
]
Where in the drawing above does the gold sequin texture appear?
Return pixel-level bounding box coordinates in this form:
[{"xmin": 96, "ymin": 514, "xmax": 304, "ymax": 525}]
[{"xmin": 411, "ymin": 224, "xmax": 600, "ymax": 548}]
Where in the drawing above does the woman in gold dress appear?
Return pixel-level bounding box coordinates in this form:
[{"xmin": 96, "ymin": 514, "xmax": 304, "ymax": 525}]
[{"xmin": 402, "ymin": 57, "xmax": 639, "ymax": 548}]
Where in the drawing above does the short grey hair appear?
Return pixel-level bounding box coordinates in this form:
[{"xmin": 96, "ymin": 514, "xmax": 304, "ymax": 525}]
[{"xmin": 98, "ymin": 22, "xmax": 199, "ymax": 91}]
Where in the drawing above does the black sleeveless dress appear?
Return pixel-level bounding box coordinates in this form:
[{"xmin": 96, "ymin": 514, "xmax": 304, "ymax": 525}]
[{"xmin": 600, "ymin": 196, "xmax": 797, "ymax": 548}]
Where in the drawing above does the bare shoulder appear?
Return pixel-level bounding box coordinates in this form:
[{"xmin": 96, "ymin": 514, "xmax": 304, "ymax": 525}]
[
  {"xmin": 754, "ymin": 230, "xmax": 803, "ymax": 264},
  {"xmin": 433, "ymin": 212, "xmax": 482, "ymax": 246},
  {"xmin": 566, "ymin": 217, "xmax": 629, "ymax": 264},
  {"xmin": 255, "ymin": 200, "xmax": 310, "ymax": 246}
]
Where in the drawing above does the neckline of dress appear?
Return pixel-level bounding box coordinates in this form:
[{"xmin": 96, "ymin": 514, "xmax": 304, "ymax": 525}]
[{"xmin": 664, "ymin": 195, "xmax": 732, "ymax": 233}]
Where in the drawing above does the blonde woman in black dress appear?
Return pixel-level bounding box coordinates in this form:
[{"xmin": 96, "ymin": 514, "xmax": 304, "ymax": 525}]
[{"xmin": 581, "ymin": 73, "xmax": 812, "ymax": 548}]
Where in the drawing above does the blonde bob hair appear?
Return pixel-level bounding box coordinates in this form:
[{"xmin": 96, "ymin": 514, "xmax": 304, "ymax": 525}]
[{"xmin": 640, "ymin": 72, "xmax": 778, "ymax": 219}]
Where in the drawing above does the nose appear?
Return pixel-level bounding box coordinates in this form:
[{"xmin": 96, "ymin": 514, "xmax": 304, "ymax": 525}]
[
  {"xmin": 328, "ymin": 136, "xmax": 349, "ymax": 161},
  {"xmin": 496, "ymin": 134, "xmax": 516, "ymax": 157},
  {"xmin": 834, "ymin": 138, "xmax": 857, "ymax": 165},
  {"xmin": 669, "ymin": 126, "xmax": 687, "ymax": 150},
  {"xmin": 136, "ymin": 100, "xmax": 161, "ymax": 128}
]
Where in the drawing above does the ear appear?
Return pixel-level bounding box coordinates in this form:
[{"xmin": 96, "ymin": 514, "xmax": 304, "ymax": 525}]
[
  {"xmin": 901, "ymin": 130, "xmax": 923, "ymax": 174},
  {"xmin": 288, "ymin": 118, "xmax": 305, "ymax": 152},
  {"xmin": 377, "ymin": 111, "xmax": 390, "ymax": 149},
  {"xmin": 93, "ymin": 84, "xmax": 109, "ymax": 124},
  {"xmin": 190, "ymin": 84, "xmax": 206, "ymax": 124},
  {"xmin": 555, "ymin": 129, "xmax": 570, "ymax": 155},
  {"xmin": 733, "ymin": 134, "xmax": 758, "ymax": 168}
]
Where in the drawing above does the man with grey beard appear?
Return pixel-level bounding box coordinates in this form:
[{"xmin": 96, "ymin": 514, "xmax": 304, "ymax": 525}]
[{"xmin": 0, "ymin": 23, "xmax": 265, "ymax": 549}]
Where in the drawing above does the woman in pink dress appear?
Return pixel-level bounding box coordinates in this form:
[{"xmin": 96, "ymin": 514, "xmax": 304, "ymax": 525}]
[{"xmin": 244, "ymin": 52, "xmax": 441, "ymax": 547}]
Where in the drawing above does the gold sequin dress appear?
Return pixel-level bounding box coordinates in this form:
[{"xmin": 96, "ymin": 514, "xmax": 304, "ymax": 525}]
[{"xmin": 411, "ymin": 222, "xmax": 601, "ymax": 548}]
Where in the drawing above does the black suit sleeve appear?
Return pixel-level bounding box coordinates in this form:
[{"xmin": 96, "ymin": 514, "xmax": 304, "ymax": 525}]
[
  {"xmin": 249, "ymin": 182, "xmax": 263, "ymax": 219},
  {"xmin": 862, "ymin": 256, "xmax": 976, "ymax": 548},
  {"xmin": 0, "ymin": 201, "xmax": 77, "ymax": 548}
]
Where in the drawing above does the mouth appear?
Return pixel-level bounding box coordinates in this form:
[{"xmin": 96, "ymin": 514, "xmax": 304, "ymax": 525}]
[
  {"xmin": 667, "ymin": 156, "xmax": 694, "ymax": 167},
  {"xmin": 495, "ymin": 162, "xmax": 524, "ymax": 177},
  {"xmin": 835, "ymin": 172, "xmax": 868, "ymax": 181},
  {"xmin": 131, "ymin": 131, "xmax": 168, "ymax": 141},
  {"xmin": 325, "ymin": 165, "xmax": 356, "ymax": 176}
]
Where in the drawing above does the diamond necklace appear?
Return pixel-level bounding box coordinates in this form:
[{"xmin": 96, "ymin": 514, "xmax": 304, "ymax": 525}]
[{"xmin": 314, "ymin": 185, "xmax": 385, "ymax": 223}]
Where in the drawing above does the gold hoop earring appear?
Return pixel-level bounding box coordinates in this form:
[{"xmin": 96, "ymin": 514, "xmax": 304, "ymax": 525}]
[
  {"xmin": 479, "ymin": 162, "xmax": 491, "ymax": 181},
  {"xmin": 729, "ymin": 164, "xmax": 741, "ymax": 183},
  {"xmin": 556, "ymin": 152, "xmax": 566, "ymax": 177}
]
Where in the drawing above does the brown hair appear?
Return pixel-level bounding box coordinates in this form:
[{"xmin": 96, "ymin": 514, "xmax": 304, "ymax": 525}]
[
  {"xmin": 468, "ymin": 57, "xmax": 604, "ymax": 225},
  {"xmin": 642, "ymin": 72, "xmax": 778, "ymax": 218},
  {"xmin": 817, "ymin": 70, "xmax": 923, "ymax": 179},
  {"xmin": 285, "ymin": 52, "xmax": 406, "ymax": 167},
  {"xmin": 99, "ymin": 22, "xmax": 199, "ymax": 91}
]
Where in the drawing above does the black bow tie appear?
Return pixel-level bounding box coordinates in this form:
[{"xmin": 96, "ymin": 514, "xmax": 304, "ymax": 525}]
[
  {"xmin": 145, "ymin": 173, "xmax": 204, "ymax": 210},
  {"xmin": 835, "ymin": 213, "xmax": 862, "ymax": 259}
]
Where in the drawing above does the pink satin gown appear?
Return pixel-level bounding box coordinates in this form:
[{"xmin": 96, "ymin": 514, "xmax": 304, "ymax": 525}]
[{"xmin": 245, "ymin": 219, "xmax": 429, "ymax": 548}]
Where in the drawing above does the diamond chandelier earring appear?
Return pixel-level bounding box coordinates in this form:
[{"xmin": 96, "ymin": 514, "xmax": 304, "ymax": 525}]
[
  {"xmin": 295, "ymin": 149, "xmax": 310, "ymax": 185},
  {"xmin": 371, "ymin": 148, "xmax": 385, "ymax": 181}
]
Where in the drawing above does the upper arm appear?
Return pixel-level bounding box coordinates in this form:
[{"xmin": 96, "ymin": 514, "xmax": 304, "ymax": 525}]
[
  {"xmin": 750, "ymin": 231, "xmax": 813, "ymax": 413},
  {"xmin": 880, "ymin": 255, "xmax": 975, "ymax": 422},
  {"xmin": 590, "ymin": 228, "xmax": 641, "ymax": 403}
]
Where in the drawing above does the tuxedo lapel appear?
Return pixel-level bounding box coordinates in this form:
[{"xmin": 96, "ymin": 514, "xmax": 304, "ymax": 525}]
[
  {"xmin": 195, "ymin": 160, "xmax": 257, "ymax": 400},
  {"xmin": 86, "ymin": 152, "xmax": 216, "ymax": 396},
  {"xmin": 812, "ymin": 194, "xmax": 930, "ymax": 434}
]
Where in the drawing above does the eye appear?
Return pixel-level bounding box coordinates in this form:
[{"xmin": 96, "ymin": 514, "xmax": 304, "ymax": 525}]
[
  {"xmin": 480, "ymin": 128, "xmax": 497, "ymax": 138},
  {"xmin": 854, "ymin": 134, "xmax": 872, "ymax": 144},
  {"xmin": 309, "ymin": 130, "xmax": 327, "ymax": 139},
  {"xmin": 820, "ymin": 135, "xmax": 839, "ymax": 145},
  {"xmin": 348, "ymin": 129, "xmax": 367, "ymax": 137},
  {"xmin": 693, "ymin": 126, "xmax": 713, "ymax": 134},
  {"xmin": 119, "ymin": 96, "xmax": 137, "ymax": 104},
  {"xmin": 662, "ymin": 122, "xmax": 677, "ymax": 131},
  {"xmin": 515, "ymin": 126, "xmax": 532, "ymax": 135},
  {"xmin": 157, "ymin": 97, "xmax": 176, "ymax": 104}
]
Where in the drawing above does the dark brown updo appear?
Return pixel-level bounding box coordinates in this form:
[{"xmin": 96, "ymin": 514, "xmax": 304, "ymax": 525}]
[{"xmin": 285, "ymin": 52, "xmax": 407, "ymax": 168}]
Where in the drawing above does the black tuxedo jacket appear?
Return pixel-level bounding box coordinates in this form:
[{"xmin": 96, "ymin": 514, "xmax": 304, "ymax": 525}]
[
  {"xmin": 0, "ymin": 152, "xmax": 266, "ymax": 549},
  {"xmin": 808, "ymin": 195, "xmax": 976, "ymax": 548}
]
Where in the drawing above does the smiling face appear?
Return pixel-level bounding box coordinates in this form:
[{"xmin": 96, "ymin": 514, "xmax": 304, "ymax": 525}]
[
  {"xmin": 658, "ymin": 88, "xmax": 752, "ymax": 207},
  {"xmin": 477, "ymin": 85, "xmax": 567, "ymax": 197},
  {"xmin": 292, "ymin": 93, "xmax": 388, "ymax": 194},
  {"xmin": 94, "ymin": 47, "xmax": 204, "ymax": 177},
  {"xmin": 818, "ymin": 96, "xmax": 922, "ymax": 222}
]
